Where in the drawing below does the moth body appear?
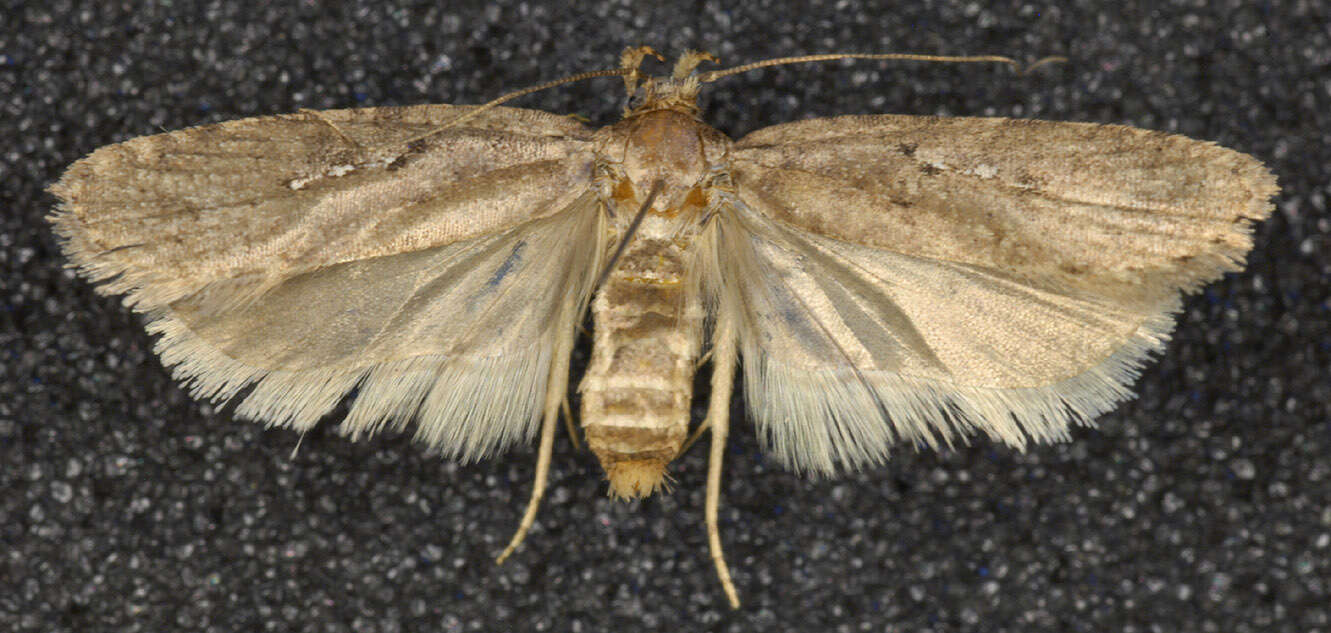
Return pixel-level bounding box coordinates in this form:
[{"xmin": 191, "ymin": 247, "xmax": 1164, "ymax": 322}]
[
  {"xmin": 582, "ymin": 101, "xmax": 732, "ymax": 498},
  {"xmin": 581, "ymin": 235, "xmax": 703, "ymax": 498}
]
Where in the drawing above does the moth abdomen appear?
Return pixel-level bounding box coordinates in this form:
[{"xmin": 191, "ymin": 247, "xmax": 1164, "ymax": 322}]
[{"xmin": 580, "ymin": 241, "xmax": 703, "ymax": 499}]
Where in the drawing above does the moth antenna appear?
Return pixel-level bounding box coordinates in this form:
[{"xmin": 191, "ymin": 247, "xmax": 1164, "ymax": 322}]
[
  {"xmin": 399, "ymin": 66, "xmax": 632, "ymax": 146},
  {"xmin": 298, "ymin": 108, "xmax": 364, "ymax": 148},
  {"xmin": 698, "ymin": 53, "xmax": 1060, "ymax": 83},
  {"xmin": 592, "ymin": 179, "xmax": 664, "ymax": 292},
  {"xmin": 1020, "ymin": 55, "xmax": 1068, "ymax": 74}
]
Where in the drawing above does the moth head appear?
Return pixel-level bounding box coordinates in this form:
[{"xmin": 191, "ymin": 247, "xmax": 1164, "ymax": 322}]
[{"xmin": 619, "ymin": 48, "xmax": 719, "ymax": 120}]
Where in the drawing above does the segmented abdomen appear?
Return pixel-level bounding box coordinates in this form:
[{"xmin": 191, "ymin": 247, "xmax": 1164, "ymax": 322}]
[{"xmin": 580, "ymin": 237, "xmax": 701, "ymax": 498}]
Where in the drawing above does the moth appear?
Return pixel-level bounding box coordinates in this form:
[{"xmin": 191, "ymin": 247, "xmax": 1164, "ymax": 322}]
[{"xmin": 49, "ymin": 47, "xmax": 1277, "ymax": 608}]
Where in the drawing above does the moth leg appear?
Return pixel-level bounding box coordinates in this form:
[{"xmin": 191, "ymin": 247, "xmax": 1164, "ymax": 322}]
[
  {"xmin": 673, "ymin": 347, "xmax": 718, "ymax": 458},
  {"xmin": 704, "ymin": 308, "xmax": 741, "ymax": 609},
  {"xmin": 496, "ymin": 324, "xmax": 576, "ymax": 564},
  {"xmin": 561, "ymin": 397, "xmax": 582, "ymax": 451},
  {"xmin": 494, "ymin": 384, "xmax": 558, "ymax": 564},
  {"xmin": 675, "ymin": 417, "xmax": 711, "ymax": 459},
  {"xmin": 695, "ymin": 347, "xmax": 714, "ymax": 368}
]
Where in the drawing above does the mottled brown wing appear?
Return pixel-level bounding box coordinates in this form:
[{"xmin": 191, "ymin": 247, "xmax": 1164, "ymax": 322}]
[
  {"xmin": 722, "ymin": 115, "xmax": 1276, "ymax": 473},
  {"xmin": 51, "ymin": 105, "xmax": 596, "ymax": 310},
  {"xmin": 50, "ymin": 105, "xmax": 605, "ymax": 459}
]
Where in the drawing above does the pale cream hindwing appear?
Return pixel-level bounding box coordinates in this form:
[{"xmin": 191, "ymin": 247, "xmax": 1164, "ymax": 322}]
[
  {"xmin": 50, "ymin": 105, "xmax": 605, "ymax": 460},
  {"xmin": 724, "ymin": 115, "xmax": 1276, "ymax": 474}
]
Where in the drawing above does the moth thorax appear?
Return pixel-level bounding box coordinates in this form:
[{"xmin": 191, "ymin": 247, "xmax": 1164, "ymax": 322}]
[{"xmin": 615, "ymin": 109, "xmax": 713, "ymax": 210}]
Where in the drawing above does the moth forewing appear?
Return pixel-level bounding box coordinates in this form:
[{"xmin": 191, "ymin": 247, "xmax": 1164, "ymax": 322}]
[
  {"xmin": 48, "ymin": 48, "xmax": 1277, "ymax": 610},
  {"xmin": 49, "ymin": 104, "xmax": 615, "ymax": 464},
  {"xmin": 731, "ymin": 115, "xmax": 1274, "ymax": 297},
  {"xmin": 48, "ymin": 106, "xmax": 598, "ymax": 312}
]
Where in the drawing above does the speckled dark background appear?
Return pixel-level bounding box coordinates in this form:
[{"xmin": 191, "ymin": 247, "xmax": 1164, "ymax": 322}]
[{"xmin": 4, "ymin": 1, "xmax": 1328, "ymax": 632}]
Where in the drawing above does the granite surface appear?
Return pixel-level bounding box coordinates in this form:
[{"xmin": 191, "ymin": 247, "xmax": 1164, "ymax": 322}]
[{"xmin": 4, "ymin": 2, "xmax": 1328, "ymax": 631}]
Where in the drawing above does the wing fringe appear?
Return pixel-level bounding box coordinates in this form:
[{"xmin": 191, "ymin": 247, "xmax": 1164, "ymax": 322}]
[{"xmin": 741, "ymin": 300, "xmax": 1178, "ymax": 474}]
